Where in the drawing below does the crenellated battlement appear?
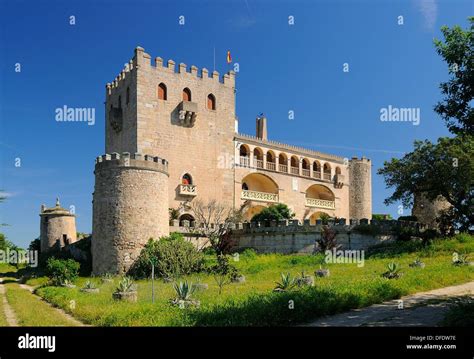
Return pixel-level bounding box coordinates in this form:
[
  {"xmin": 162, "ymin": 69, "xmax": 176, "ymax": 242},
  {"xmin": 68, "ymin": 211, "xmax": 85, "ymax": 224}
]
[
  {"xmin": 349, "ymin": 156, "xmax": 371, "ymax": 163},
  {"xmin": 106, "ymin": 60, "xmax": 135, "ymax": 95},
  {"xmin": 94, "ymin": 152, "xmax": 169, "ymax": 174},
  {"xmin": 133, "ymin": 46, "xmax": 235, "ymax": 86}
]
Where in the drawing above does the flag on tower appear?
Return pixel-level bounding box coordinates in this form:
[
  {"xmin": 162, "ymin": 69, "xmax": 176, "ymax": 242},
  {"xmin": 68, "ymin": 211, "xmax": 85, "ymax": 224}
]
[{"xmin": 226, "ymin": 50, "xmax": 232, "ymax": 64}]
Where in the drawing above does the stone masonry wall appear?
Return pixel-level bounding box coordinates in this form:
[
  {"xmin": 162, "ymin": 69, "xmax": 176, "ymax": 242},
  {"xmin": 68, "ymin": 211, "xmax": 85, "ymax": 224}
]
[
  {"xmin": 40, "ymin": 214, "xmax": 77, "ymax": 253},
  {"xmin": 92, "ymin": 152, "xmax": 169, "ymax": 275},
  {"xmin": 349, "ymin": 157, "xmax": 372, "ymax": 220}
]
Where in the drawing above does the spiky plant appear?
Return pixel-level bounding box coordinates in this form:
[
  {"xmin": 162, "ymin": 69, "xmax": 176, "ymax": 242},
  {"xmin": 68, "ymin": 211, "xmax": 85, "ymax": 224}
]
[
  {"xmin": 274, "ymin": 272, "xmax": 296, "ymax": 292},
  {"xmin": 115, "ymin": 276, "xmax": 135, "ymax": 293},
  {"xmin": 83, "ymin": 280, "xmax": 97, "ymax": 290},
  {"xmin": 382, "ymin": 262, "xmax": 402, "ymax": 279},
  {"xmin": 452, "ymin": 252, "xmax": 469, "ymax": 266},
  {"xmin": 173, "ymin": 281, "xmax": 196, "ymax": 301}
]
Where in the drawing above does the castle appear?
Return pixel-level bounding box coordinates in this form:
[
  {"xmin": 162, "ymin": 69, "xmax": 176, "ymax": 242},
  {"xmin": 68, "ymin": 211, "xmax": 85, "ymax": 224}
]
[{"xmin": 40, "ymin": 47, "xmax": 373, "ymax": 274}]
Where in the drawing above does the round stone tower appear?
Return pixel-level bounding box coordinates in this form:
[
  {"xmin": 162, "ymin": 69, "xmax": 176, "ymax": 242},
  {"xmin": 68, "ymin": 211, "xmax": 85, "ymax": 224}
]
[
  {"xmin": 92, "ymin": 152, "xmax": 169, "ymax": 275},
  {"xmin": 412, "ymin": 193, "xmax": 451, "ymax": 228},
  {"xmin": 39, "ymin": 198, "xmax": 77, "ymax": 253},
  {"xmin": 348, "ymin": 157, "xmax": 372, "ymax": 220}
]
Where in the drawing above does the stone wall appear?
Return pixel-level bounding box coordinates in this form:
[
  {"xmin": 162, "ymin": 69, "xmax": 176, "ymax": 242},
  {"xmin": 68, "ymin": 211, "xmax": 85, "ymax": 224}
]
[
  {"xmin": 92, "ymin": 152, "xmax": 169, "ymax": 275},
  {"xmin": 230, "ymin": 221, "xmax": 396, "ymax": 254}
]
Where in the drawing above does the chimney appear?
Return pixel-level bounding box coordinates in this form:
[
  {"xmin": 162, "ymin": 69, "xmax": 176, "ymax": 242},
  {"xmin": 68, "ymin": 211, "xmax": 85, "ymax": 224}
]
[{"xmin": 256, "ymin": 114, "xmax": 267, "ymax": 140}]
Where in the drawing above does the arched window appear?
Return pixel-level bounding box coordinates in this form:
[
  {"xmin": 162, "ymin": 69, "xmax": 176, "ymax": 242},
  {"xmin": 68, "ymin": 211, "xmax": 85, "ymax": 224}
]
[
  {"xmin": 323, "ymin": 163, "xmax": 331, "ymax": 173},
  {"xmin": 158, "ymin": 83, "xmax": 167, "ymax": 100},
  {"xmin": 336, "ymin": 167, "xmax": 342, "ymax": 175},
  {"xmin": 182, "ymin": 173, "xmax": 193, "ymax": 185},
  {"xmin": 182, "ymin": 88, "xmax": 191, "ymax": 102},
  {"xmin": 126, "ymin": 87, "xmax": 130, "ymax": 104},
  {"xmin": 207, "ymin": 94, "xmax": 216, "ymax": 110}
]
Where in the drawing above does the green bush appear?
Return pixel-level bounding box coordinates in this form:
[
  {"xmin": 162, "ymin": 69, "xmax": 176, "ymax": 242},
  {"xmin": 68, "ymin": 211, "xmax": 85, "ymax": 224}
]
[
  {"xmin": 251, "ymin": 204, "xmax": 294, "ymax": 223},
  {"xmin": 130, "ymin": 233, "xmax": 203, "ymax": 279},
  {"xmin": 45, "ymin": 258, "xmax": 80, "ymax": 286},
  {"xmin": 372, "ymin": 214, "xmax": 392, "ymax": 221}
]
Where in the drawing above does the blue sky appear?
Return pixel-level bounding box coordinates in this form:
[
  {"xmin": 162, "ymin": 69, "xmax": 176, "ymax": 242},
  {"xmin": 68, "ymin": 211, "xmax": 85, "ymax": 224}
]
[{"xmin": 0, "ymin": 0, "xmax": 472, "ymax": 248}]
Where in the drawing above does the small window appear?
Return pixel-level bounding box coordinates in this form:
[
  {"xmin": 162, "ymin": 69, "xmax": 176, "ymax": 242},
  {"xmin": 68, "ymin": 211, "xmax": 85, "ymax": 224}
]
[
  {"xmin": 182, "ymin": 88, "xmax": 191, "ymax": 102},
  {"xmin": 336, "ymin": 167, "xmax": 342, "ymax": 175},
  {"xmin": 242, "ymin": 182, "xmax": 249, "ymax": 190},
  {"xmin": 207, "ymin": 94, "xmax": 216, "ymax": 110},
  {"xmin": 182, "ymin": 173, "xmax": 193, "ymax": 185},
  {"xmin": 158, "ymin": 83, "xmax": 167, "ymax": 100},
  {"xmin": 126, "ymin": 87, "xmax": 130, "ymax": 104}
]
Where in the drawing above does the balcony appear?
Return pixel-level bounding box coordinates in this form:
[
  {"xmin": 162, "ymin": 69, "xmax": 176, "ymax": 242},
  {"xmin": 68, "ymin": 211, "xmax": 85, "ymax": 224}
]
[
  {"xmin": 240, "ymin": 156, "xmax": 250, "ymax": 167},
  {"xmin": 323, "ymin": 172, "xmax": 331, "ymax": 181},
  {"xmin": 305, "ymin": 197, "xmax": 335, "ymax": 209},
  {"xmin": 290, "ymin": 167, "xmax": 299, "ymax": 175},
  {"xmin": 279, "ymin": 164, "xmax": 288, "ymax": 173},
  {"xmin": 255, "ymin": 159, "xmax": 264, "ymax": 169},
  {"xmin": 313, "ymin": 171, "xmax": 321, "ymax": 179},
  {"xmin": 241, "ymin": 190, "xmax": 279, "ymax": 203},
  {"xmin": 266, "ymin": 162, "xmax": 276, "ymax": 171},
  {"xmin": 179, "ymin": 184, "xmax": 197, "ymax": 196},
  {"xmin": 302, "ymin": 169, "xmax": 310, "ymax": 177}
]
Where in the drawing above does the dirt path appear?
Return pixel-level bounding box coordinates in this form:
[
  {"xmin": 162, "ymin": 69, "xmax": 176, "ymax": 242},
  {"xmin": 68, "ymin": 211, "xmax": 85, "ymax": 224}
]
[
  {"xmin": 18, "ymin": 282, "xmax": 86, "ymax": 326},
  {"xmin": 0, "ymin": 279, "xmax": 19, "ymax": 326},
  {"xmin": 0, "ymin": 278, "xmax": 86, "ymax": 327},
  {"xmin": 305, "ymin": 281, "xmax": 474, "ymax": 327}
]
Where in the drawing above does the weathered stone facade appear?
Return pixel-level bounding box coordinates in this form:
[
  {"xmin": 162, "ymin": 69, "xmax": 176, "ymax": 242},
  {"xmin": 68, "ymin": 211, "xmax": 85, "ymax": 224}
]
[
  {"xmin": 92, "ymin": 153, "xmax": 169, "ymax": 275},
  {"xmin": 412, "ymin": 193, "xmax": 452, "ymax": 229},
  {"xmin": 89, "ymin": 46, "xmax": 373, "ymax": 273},
  {"xmin": 39, "ymin": 199, "xmax": 77, "ymax": 253}
]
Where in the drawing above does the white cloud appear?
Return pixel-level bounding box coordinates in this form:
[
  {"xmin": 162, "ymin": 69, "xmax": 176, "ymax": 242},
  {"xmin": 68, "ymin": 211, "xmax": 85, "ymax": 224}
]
[{"xmin": 414, "ymin": 0, "xmax": 438, "ymax": 31}]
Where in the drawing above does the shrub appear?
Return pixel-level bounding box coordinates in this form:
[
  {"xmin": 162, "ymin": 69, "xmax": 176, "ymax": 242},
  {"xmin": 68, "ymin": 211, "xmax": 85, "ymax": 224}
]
[
  {"xmin": 130, "ymin": 233, "xmax": 204, "ymax": 279},
  {"xmin": 207, "ymin": 254, "xmax": 239, "ymax": 280},
  {"xmin": 319, "ymin": 213, "xmax": 331, "ymax": 225},
  {"xmin": 115, "ymin": 276, "xmax": 136, "ymax": 293},
  {"xmin": 45, "ymin": 258, "xmax": 80, "ymax": 286},
  {"xmin": 398, "ymin": 215, "xmax": 418, "ymax": 222},
  {"xmin": 274, "ymin": 272, "xmax": 297, "ymax": 292},
  {"xmin": 251, "ymin": 204, "xmax": 294, "ymax": 223},
  {"xmin": 316, "ymin": 226, "xmax": 339, "ymax": 252},
  {"xmin": 372, "ymin": 214, "xmax": 392, "ymax": 221},
  {"xmin": 381, "ymin": 262, "xmax": 402, "ymax": 279},
  {"xmin": 173, "ymin": 281, "xmax": 196, "ymax": 301}
]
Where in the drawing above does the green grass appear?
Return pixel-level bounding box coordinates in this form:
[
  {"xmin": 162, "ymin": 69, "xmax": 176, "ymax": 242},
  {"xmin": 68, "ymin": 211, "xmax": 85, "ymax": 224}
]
[
  {"xmin": 4, "ymin": 283, "xmax": 79, "ymax": 326},
  {"xmin": 31, "ymin": 234, "xmax": 474, "ymax": 326}
]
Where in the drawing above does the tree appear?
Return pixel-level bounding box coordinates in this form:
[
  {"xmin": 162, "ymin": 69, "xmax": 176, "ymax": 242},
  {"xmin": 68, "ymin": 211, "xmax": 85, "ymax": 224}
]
[
  {"xmin": 251, "ymin": 204, "xmax": 294, "ymax": 223},
  {"xmin": 379, "ymin": 18, "xmax": 474, "ymax": 233},
  {"xmin": 188, "ymin": 199, "xmax": 241, "ymax": 253},
  {"xmin": 433, "ymin": 17, "xmax": 473, "ymax": 135},
  {"xmin": 378, "ymin": 136, "xmax": 474, "ymax": 232}
]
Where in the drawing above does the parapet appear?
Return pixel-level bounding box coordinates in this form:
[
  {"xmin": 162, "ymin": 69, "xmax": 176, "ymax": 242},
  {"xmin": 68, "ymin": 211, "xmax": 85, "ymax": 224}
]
[
  {"xmin": 349, "ymin": 156, "xmax": 371, "ymax": 163},
  {"xmin": 94, "ymin": 152, "xmax": 169, "ymax": 175},
  {"xmin": 132, "ymin": 46, "xmax": 235, "ymax": 86}
]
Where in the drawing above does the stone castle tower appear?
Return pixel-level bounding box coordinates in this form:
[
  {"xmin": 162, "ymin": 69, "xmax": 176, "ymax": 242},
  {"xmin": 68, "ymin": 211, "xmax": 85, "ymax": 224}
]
[
  {"xmin": 92, "ymin": 153, "xmax": 169, "ymax": 275},
  {"xmin": 348, "ymin": 157, "xmax": 372, "ymax": 220},
  {"xmin": 39, "ymin": 198, "xmax": 77, "ymax": 253},
  {"xmin": 91, "ymin": 46, "xmax": 236, "ymax": 274},
  {"xmin": 90, "ymin": 46, "xmax": 373, "ymax": 274}
]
